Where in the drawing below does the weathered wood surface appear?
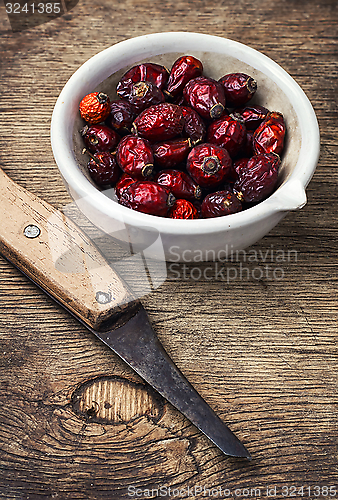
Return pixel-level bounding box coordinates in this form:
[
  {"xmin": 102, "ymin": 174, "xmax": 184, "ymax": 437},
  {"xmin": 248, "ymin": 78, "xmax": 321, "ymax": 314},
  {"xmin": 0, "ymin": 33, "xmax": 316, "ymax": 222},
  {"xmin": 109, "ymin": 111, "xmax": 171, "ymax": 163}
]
[{"xmin": 0, "ymin": 0, "xmax": 337, "ymax": 499}]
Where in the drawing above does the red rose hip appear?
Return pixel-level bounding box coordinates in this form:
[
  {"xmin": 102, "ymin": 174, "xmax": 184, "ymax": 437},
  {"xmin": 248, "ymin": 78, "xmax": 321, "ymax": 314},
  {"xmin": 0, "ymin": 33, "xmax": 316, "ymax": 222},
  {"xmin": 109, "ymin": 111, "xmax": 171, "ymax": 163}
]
[
  {"xmin": 115, "ymin": 173, "xmax": 137, "ymax": 200},
  {"xmin": 165, "ymin": 55, "xmax": 203, "ymax": 98},
  {"xmin": 183, "ymin": 76, "xmax": 226, "ymax": 120},
  {"xmin": 218, "ymin": 73, "xmax": 257, "ymax": 107},
  {"xmin": 233, "ymin": 153, "xmax": 281, "ymax": 203},
  {"xmin": 201, "ymin": 190, "xmax": 242, "ymax": 218},
  {"xmin": 186, "ymin": 143, "xmax": 233, "ymax": 188},
  {"xmin": 81, "ymin": 124, "xmax": 120, "ymax": 153},
  {"xmin": 253, "ymin": 111, "xmax": 286, "ymax": 155},
  {"xmin": 181, "ymin": 106, "xmax": 206, "ymax": 145},
  {"xmin": 124, "ymin": 81, "xmax": 165, "ymax": 113},
  {"xmin": 116, "ymin": 135, "xmax": 154, "ymax": 179},
  {"xmin": 132, "ymin": 103, "xmax": 184, "ymax": 142},
  {"xmin": 152, "ymin": 138, "xmax": 191, "ymax": 169},
  {"xmin": 119, "ymin": 181, "xmax": 175, "ymax": 216},
  {"xmin": 155, "ymin": 169, "xmax": 201, "ymax": 201},
  {"xmin": 206, "ymin": 114, "xmax": 246, "ymax": 158},
  {"xmin": 234, "ymin": 104, "xmax": 269, "ymax": 130},
  {"xmin": 168, "ymin": 199, "xmax": 199, "ymax": 219},
  {"xmin": 87, "ymin": 152, "xmax": 121, "ymax": 187},
  {"xmin": 116, "ymin": 62, "xmax": 169, "ymax": 98},
  {"xmin": 106, "ymin": 100, "xmax": 135, "ymax": 134}
]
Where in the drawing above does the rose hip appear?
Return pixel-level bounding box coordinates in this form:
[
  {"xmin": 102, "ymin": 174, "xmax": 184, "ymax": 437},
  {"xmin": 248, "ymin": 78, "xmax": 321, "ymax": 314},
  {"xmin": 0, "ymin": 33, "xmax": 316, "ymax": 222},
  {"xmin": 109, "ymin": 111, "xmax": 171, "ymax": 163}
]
[
  {"xmin": 155, "ymin": 169, "xmax": 201, "ymax": 201},
  {"xmin": 152, "ymin": 138, "xmax": 191, "ymax": 169},
  {"xmin": 116, "ymin": 135, "xmax": 154, "ymax": 179},
  {"xmin": 116, "ymin": 63, "xmax": 169, "ymax": 98},
  {"xmin": 234, "ymin": 104, "xmax": 269, "ymax": 130},
  {"xmin": 233, "ymin": 153, "xmax": 281, "ymax": 203},
  {"xmin": 201, "ymin": 190, "xmax": 242, "ymax": 218},
  {"xmin": 115, "ymin": 173, "xmax": 137, "ymax": 199},
  {"xmin": 183, "ymin": 76, "xmax": 226, "ymax": 120},
  {"xmin": 132, "ymin": 103, "xmax": 184, "ymax": 142},
  {"xmin": 81, "ymin": 124, "xmax": 120, "ymax": 153},
  {"xmin": 119, "ymin": 180, "xmax": 175, "ymax": 216},
  {"xmin": 165, "ymin": 55, "xmax": 203, "ymax": 98},
  {"xmin": 186, "ymin": 143, "xmax": 233, "ymax": 188},
  {"xmin": 106, "ymin": 100, "xmax": 135, "ymax": 134},
  {"xmin": 233, "ymin": 157, "xmax": 250, "ymax": 175},
  {"xmin": 87, "ymin": 152, "xmax": 121, "ymax": 187},
  {"xmin": 218, "ymin": 73, "xmax": 257, "ymax": 107},
  {"xmin": 79, "ymin": 92, "xmax": 111, "ymax": 124},
  {"xmin": 241, "ymin": 130, "xmax": 255, "ymax": 157},
  {"xmin": 206, "ymin": 114, "xmax": 246, "ymax": 158},
  {"xmin": 125, "ymin": 81, "xmax": 165, "ymax": 113},
  {"xmin": 181, "ymin": 106, "xmax": 206, "ymax": 145},
  {"xmin": 168, "ymin": 199, "xmax": 199, "ymax": 219},
  {"xmin": 253, "ymin": 111, "xmax": 286, "ymax": 155}
]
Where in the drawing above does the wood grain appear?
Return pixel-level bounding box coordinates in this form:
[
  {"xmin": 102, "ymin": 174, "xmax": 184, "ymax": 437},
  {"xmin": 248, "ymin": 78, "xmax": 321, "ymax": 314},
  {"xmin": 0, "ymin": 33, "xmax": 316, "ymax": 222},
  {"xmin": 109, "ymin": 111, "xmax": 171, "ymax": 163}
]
[{"xmin": 0, "ymin": 0, "xmax": 338, "ymax": 498}]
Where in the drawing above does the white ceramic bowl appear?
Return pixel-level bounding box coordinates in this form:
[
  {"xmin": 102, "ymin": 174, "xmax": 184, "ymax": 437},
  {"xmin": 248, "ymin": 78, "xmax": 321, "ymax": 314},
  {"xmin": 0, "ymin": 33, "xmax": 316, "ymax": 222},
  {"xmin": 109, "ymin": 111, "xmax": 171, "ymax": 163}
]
[{"xmin": 51, "ymin": 32, "xmax": 320, "ymax": 262}]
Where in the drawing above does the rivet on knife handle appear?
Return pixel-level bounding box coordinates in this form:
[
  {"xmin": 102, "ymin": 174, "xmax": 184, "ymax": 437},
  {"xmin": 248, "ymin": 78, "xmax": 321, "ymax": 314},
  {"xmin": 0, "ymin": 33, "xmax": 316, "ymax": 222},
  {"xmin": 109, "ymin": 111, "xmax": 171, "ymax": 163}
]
[{"xmin": 0, "ymin": 168, "xmax": 139, "ymax": 330}]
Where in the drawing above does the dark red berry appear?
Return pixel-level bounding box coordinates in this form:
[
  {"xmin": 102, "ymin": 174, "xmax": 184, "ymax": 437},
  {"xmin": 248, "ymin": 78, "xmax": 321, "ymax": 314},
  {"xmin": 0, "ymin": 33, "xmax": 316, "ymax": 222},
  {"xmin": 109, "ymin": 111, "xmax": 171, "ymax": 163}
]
[
  {"xmin": 79, "ymin": 92, "xmax": 111, "ymax": 124},
  {"xmin": 81, "ymin": 124, "xmax": 120, "ymax": 153},
  {"xmin": 119, "ymin": 180, "xmax": 175, "ymax": 217},
  {"xmin": 87, "ymin": 152, "xmax": 121, "ymax": 187},
  {"xmin": 168, "ymin": 199, "xmax": 199, "ymax": 219},
  {"xmin": 233, "ymin": 157, "xmax": 250, "ymax": 175},
  {"xmin": 106, "ymin": 100, "xmax": 135, "ymax": 134},
  {"xmin": 155, "ymin": 169, "xmax": 201, "ymax": 201},
  {"xmin": 206, "ymin": 114, "xmax": 246, "ymax": 158},
  {"xmin": 253, "ymin": 111, "xmax": 286, "ymax": 155},
  {"xmin": 218, "ymin": 73, "xmax": 257, "ymax": 107},
  {"xmin": 124, "ymin": 81, "xmax": 165, "ymax": 113},
  {"xmin": 201, "ymin": 190, "xmax": 242, "ymax": 218},
  {"xmin": 183, "ymin": 76, "xmax": 226, "ymax": 120},
  {"xmin": 132, "ymin": 103, "xmax": 184, "ymax": 142},
  {"xmin": 116, "ymin": 63, "xmax": 169, "ymax": 98},
  {"xmin": 233, "ymin": 153, "xmax": 281, "ymax": 203},
  {"xmin": 152, "ymin": 138, "xmax": 191, "ymax": 169},
  {"xmin": 181, "ymin": 106, "xmax": 206, "ymax": 145},
  {"xmin": 241, "ymin": 130, "xmax": 255, "ymax": 158},
  {"xmin": 234, "ymin": 104, "xmax": 269, "ymax": 130},
  {"xmin": 165, "ymin": 55, "xmax": 203, "ymax": 98},
  {"xmin": 115, "ymin": 173, "xmax": 137, "ymax": 199},
  {"xmin": 116, "ymin": 135, "xmax": 154, "ymax": 179},
  {"xmin": 186, "ymin": 143, "xmax": 233, "ymax": 189}
]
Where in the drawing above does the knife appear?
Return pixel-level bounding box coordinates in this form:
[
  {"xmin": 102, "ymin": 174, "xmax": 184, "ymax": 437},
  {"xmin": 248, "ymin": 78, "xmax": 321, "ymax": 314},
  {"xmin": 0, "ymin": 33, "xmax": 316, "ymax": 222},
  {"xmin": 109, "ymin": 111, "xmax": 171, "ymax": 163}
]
[{"xmin": 0, "ymin": 167, "xmax": 251, "ymax": 460}]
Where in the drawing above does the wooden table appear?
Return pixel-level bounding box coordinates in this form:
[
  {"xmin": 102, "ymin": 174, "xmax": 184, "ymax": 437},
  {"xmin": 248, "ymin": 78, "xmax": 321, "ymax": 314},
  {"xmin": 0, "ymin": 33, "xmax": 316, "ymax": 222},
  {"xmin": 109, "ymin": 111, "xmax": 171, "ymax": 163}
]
[{"xmin": 1, "ymin": 1, "xmax": 337, "ymax": 498}]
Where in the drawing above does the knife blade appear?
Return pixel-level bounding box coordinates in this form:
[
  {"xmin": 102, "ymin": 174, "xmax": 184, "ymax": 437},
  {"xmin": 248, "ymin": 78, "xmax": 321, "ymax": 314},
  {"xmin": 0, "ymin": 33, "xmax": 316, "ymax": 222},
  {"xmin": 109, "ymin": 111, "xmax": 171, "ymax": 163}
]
[{"xmin": 0, "ymin": 167, "xmax": 251, "ymax": 460}]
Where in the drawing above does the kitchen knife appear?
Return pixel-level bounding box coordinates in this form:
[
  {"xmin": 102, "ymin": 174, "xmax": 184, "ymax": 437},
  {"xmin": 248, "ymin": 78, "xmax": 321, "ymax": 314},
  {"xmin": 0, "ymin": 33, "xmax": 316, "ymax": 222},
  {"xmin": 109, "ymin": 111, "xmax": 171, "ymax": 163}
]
[{"xmin": 0, "ymin": 167, "xmax": 251, "ymax": 460}]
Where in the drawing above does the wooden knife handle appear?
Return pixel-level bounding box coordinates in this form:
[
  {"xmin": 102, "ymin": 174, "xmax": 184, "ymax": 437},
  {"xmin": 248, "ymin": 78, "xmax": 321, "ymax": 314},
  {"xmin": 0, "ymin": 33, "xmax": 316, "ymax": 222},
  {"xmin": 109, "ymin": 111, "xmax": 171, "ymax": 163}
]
[{"xmin": 0, "ymin": 168, "xmax": 139, "ymax": 331}]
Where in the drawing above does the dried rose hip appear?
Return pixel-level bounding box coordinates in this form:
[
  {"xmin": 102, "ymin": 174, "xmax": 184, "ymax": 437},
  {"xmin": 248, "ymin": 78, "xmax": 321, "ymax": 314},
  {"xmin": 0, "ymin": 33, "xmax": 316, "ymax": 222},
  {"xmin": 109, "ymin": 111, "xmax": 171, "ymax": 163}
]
[
  {"xmin": 81, "ymin": 124, "xmax": 120, "ymax": 153},
  {"xmin": 116, "ymin": 63, "xmax": 169, "ymax": 98},
  {"xmin": 79, "ymin": 92, "xmax": 111, "ymax": 124},
  {"xmin": 218, "ymin": 73, "xmax": 257, "ymax": 107},
  {"xmin": 132, "ymin": 103, "xmax": 184, "ymax": 142},
  {"xmin": 181, "ymin": 106, "xmax": 206, "ymax": 145},
  {"xmin": 183, "ymin": 76, "xmax": 226, "ymax": 120},
  {"xmin": 234, "ymin": 104, "xmax": 269, "ymax": 130},
  {"xmin": 168, "ymin": 199, "xmax": 199, "ymax": 219},
  {"xmin": 253, "ymin": 111, "xmax": 286, "ymax": 155},
  {"xmin": 87, "ymin": 152, "xmax": 121, "ymax": 187},
  {"xmin": 206, "ymin": 114, "xmax": 246, "ymax": 158},
  {"xmin": 233, "ymin": 153, "xmax": 281, "ymax": 203},
  {"xmin": 186, "ymin": 143, "xmax": 233, "ymax": 189},
  {"xmin": 106, "ymin": 100, "xmax": 135, "ymax": 134},
  {"xmin": 116, "ymin": 135, "xmax": 154, "ymax": 179},
  {"xmin": 119, "ymin": 180, "xmax": 175, "ymax": 216},
  {"xmin": 124, "ymin": 81, "xmax": 165, "ymax": 113},
  {"xmin": 165, "ymin": 55, "xmax": 203, "ymax": 98},
  {"xmin": 233, "ymin": 157, "xmax": 250, "ymax": 175},
  {"xmin": 155, "ymin": 169, "xmax": 201, "ymax": 201},
  {"xmin": 115, "ymin": 173, "xmax": 137, "ymax": 199},
  {"xmin": 201, "ymin": 190, "xmax": 242, "ymax": 218},
  {"xmin": 152, "ymin": 138, "xmax": 191, "ymax": 169},
  {"xmin": 241, "ymin": 130, "xmax": 254, "ymax": 158}
]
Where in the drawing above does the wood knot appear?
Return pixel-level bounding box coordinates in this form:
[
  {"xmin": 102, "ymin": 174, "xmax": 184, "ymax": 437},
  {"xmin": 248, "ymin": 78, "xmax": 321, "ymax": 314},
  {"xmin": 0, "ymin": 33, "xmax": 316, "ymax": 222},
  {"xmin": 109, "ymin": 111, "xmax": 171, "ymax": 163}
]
[{"xmin": 71, "ymin": 376, "xmax": 164, "ymax": 424}]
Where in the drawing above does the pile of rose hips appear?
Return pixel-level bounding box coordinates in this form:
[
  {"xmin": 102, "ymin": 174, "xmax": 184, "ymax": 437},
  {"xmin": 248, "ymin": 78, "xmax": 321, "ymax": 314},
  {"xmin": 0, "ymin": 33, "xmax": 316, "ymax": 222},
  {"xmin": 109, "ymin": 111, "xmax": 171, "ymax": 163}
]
[{"xmin": 79, "ymin": 55, "xmax": 286, "ymax": 219}]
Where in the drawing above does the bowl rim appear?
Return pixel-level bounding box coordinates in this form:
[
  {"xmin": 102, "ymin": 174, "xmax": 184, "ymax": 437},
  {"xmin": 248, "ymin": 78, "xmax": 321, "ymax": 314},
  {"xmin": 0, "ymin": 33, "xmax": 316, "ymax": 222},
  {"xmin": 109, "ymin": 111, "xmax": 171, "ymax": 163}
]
[{"xmin": 51, "ymin": 31, "xmax": 320, "ymax": 235}]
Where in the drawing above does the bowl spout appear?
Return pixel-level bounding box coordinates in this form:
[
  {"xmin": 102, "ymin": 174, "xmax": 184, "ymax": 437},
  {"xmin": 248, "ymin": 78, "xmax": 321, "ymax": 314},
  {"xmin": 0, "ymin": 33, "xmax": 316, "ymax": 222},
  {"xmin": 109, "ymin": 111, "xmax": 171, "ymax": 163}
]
[{"xmin": 273, "ymin": 179, "xmax": 307, "ymax": 211}]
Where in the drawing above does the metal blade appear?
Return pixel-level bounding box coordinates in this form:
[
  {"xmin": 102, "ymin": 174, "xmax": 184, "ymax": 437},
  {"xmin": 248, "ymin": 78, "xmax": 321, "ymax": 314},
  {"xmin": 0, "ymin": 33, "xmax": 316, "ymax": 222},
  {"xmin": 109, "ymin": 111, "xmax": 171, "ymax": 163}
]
[{"xmin": 88, "ymin": 307, "xmax": 251, "ymax": 460}]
